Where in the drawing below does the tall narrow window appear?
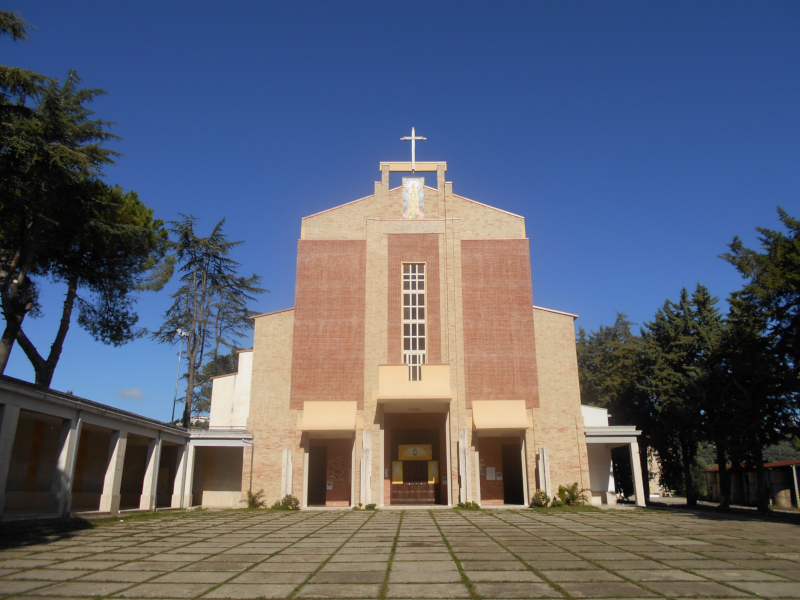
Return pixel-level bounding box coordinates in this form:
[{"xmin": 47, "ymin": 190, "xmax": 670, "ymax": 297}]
[{"xmin": 403, "ymin": 263, "xmax": 426, "ymax": 381}]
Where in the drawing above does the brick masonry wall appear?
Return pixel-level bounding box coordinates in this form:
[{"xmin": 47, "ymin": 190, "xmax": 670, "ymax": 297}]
[
  {"xmin": 290, "ymin": 240, "xmax": 367, "ymax": 409},
  {"xmin": 310, "ymin": 438, "xmax": 353, "ymax": 507},
  {"xmin": 460, "ymin": 239, "xmax": 540, "ymax": 408},
  {"xmin": 530, "ymin": 308, "xmax": 590, "ymax": 494},
  {"xmin": 244, "ymin": 309, "xmax": 297, "ymax": 504},
  {"xmin": 387, "ymin": 233, "xmax": 442, "ymax": 365},
  {"xmin": 302, "ymin": 196, "xmax": 374, "ymax": 240},
  {"xmin": 477, "ymin": 437, "xmax": 505, "ymax": 504}
]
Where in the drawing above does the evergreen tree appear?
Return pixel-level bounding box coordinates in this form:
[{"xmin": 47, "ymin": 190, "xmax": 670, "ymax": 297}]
[{"xmin": 152, "ymin": 216, "xmax": 265, "ymax": 428}]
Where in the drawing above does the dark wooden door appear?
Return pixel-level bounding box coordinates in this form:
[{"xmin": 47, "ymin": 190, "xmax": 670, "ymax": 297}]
[
  {"xmin": 307, "ymin": 446, "xmax": 327, "ymax": 506},
  {"xmin": 502, "ymin": 443, "xmax": 524, "ymax": 505}
]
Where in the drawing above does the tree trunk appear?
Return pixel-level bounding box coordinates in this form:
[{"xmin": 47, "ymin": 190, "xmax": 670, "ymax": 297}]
[
  {"xmin": 681, "ymin": 437, "xmax": 697, "ymax": 506},
  {"xmin": 715, "ymin": 442, "xmax": 730, "ymax": 509},
  {"xmin": 753, "ymin": 440, "xmax": 769, "ymax": 513},
  {"xmin": 15, "ymin": 276, "xmax": 79, "ymax": 388},
  {"xmin": 0, "ymin": 313, "xmax": 23, "ymax": 373},
  {"xmin": 0, "ymin": 242, "xmax": 33, "ymax": 373}
]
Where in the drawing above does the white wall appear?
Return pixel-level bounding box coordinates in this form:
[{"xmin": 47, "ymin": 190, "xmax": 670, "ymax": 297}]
[
  {"xmin": 581, "ymin": 405, "xmax": 610, "ymax": 427},
  {"xmin": 209, "ymin": 351, "xmax": 253, "ymax": 429},
  {"xmin": 586, "ymin": 444, "xmax": 615, "ymax": 494}
]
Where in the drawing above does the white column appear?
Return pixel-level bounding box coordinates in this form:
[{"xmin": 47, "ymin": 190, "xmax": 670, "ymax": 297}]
[
  {"xmin": 0, "ymin": 404, "xmax": 21, "ymax": 517},
  {"xmin": 520, "ymin": 435, "xmax": 529, "ymax": 506},
  {"xmin": 171, "ymin": 445, "xmax": 187, "ymax": 508},
  {"xmin": 181, "ymin": 444, "xmax": 196, "ymax": 508},
  {"xmin": 360, "ymin": 430, "xmax": 372, "ymax": 506},
  {"xmin": 538, "ymin": 447, "xmax": 552, "ymax": 500},
  {"xmin": 302, "ymin": 436, "xmax": 309, "ymax": 509},
  {"xmin": 445, "ymin": 410, "xmax": 452, "ymax": 506},
  {"xmin": 473, "ymin": 444, "xmax": 481, "ymax": 506},
  {"xmin": 379, "ymin": 425, "xmax": 385, "ymax": 507},
  {"xmin": 139, "ymin": 435, "xmax": 161, "ymax": 511},
  {"xmin": 47, "ymin": 411, "xmax": 83, "ymax": 516},
  {"xmin": 629, "ymin": 440, "xmax": 646, "ymax": 507},
  {"xmin": 99, "ymin": 430, "xmax": 128, "ymax": 514},
  {"xmin": 281, "ymin": 449, "xmax": 293, "ymax": 498},
  {"xmin": 350, "ymin": 438, "xmax": 356, "ymax": 508}
]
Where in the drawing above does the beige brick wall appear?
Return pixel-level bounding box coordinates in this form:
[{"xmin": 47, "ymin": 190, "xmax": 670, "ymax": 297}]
[
  {"xmin": 530, "ymin": 307, "xmax": 590, "ymax": 495},
  {"xmin": 245, "ymin": 309, "xmax": 299, "ymax": 505},
  {"xmin": 445, "ymin": 194, "xmax": 525, "ymax": 239},
  {"xmin": 301, "ymin": 195, "xmax": 374, "ymax": 240}
]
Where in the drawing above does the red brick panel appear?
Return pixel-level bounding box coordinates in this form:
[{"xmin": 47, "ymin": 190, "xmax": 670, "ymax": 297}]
[
  {"xmin": 461, "ymin": 239, "xmax": 539, "ymax": 408},
  {"xmin": 387, "ymin": 234, "xmax": 441, "ymax": 364},
  {"xmin": 290, "ymin": 240, "xmax": 366, "ymax": 409}
]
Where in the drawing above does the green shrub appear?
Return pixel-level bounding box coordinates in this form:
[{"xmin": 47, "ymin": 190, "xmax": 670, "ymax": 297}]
[
  {"xmin": 531, "ymin": 489, "xmax": 550, "ymax": 507},
  {"xmin": 246, "ymin": 489, "xmax": 266, "ymax": 509},
  {"xmin": 558, "ymin": 482, "xmax": 587, "ymax": 506},
  {"xmin": 365, "ymin": 504, "xmax": 377, "ymax": 510},
  {"xmin": 457, "ymin": 501, "xmax": 481, "ymax": 510},
  {"xmin": 270, "ymin": 495, "xmax": 300, "ymax": 510},
  {"xmin": 550, "ymin": 499, "xmax": 565, "ymax": 507}
]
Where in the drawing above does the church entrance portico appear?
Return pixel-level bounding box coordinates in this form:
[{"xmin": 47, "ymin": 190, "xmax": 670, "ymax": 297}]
[
  {"xmin": 382, "ymin": 411, "xmax": 449, "ymax": 506},
  {"xmin": 305, "ymin": 436, "xmax": 353, "ymax": 507},
  {"xmin": 474, "ymin": 434, "xmax": 527, "ymax": 506}
]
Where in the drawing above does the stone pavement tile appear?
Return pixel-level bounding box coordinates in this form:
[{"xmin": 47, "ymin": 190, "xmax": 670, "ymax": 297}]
[
  {"xmin": 149, "ymin": 554, "xmax": 197, "ymax": 562},
  {"xmin": 393, "ymin": 553, "xmax": 453, "ymax": 561},
  {"xmin": 455, "ymin": 552, "xmax": 513, "ymax": 561},
  {"xmin": 311, "ymin": 571, "xmax": 386, "ymax": 584},
  {"xmin": 647, "ymin": 581, "xmax": 753, "ymax": 597},
  {"xmin": 112, "ymin": 560, "xmax": 180, "ymax": 571},
  {"xmin": 0, "ymin": 559, "xmax": 56, "ymax": 569},
  {"xmin": 322, "ymin": 561, "xmax": 389, "ymax": 572},
  {"xmin": 113, "ymin": 582, "xmax": 215, "ymax": 598},
  {"xmin": 7, "ymin": 568, "xmax": 91, "ymax": 581},
  {"xmin": 694, "ymin": 569, "xmax": 789, "ymax": 582},
  {"xmin": 296, "ymin": 583, "xmax": 382, "ymax": 598},
  {"xmin": 701, "ymin": 551, "xmax": 769, "ymax": 560},
  {"xmin": 250, "ymin": 561, "xmax": 319, "ymax": 573},
  {"xmin": 33, "ymin": 581, "xmax": 132, "ymax": 597},
  {"xmin": 594, "ymin": 560, "xmax": 667, "ymax": 570},
  {"xmin": 616, "ymin": 570, "xmax": 705, "ymax": 582},
  {"xmin": 0, "ymin": 580, "xmax": 53, "ymax": 594},
  {"xmin": 182, "ymin": 560, "xmax": 256, "ymax": 571},
  {"xmin": 331, "ymin": 553, "xmax": 391, "ymax": 562},
  {"xmin": 77, "ymin": 570, "xmax": 154, "ymax": 583},
  {"xmin": 269, "ymin": 553, "xmax": 330, "ymax": 562},
  {"xmin": 730, "ymin": 559, "xmax": 800, "ymax": 569},
  {"xmin": 637, "ymin": 551, "xmax": 701, "ymax": 559},
  {"xmin": 518, "ymin": 552, "xmax": 583, "ymax": 561},
  {"xmin": 578, "ymin": 552, "xmax": 642, "ymax": 561},
  {"xmin": 472, "ymin": 582, "xmax": 563, "ymax": 598},
  {"xmin": 461, "ymin": 561, "xmax": 526, "ymax": 571},
  {"xmin": 386, "ymin": 583, "xmax": 471, "ymax": 598},
  {"xmin": 465, "ymin": 570, "xmax": 543, "ymax": 582},
  {"xmin": 766, "ymin": 569, "xmax": 800, "ymax": 581},
  {"xmin": 200, "ymin": 583, "xmax": 296, "ymax": 599},
  {"xmin": 48, "ymin": 559, "xmax": 125, "ymax": 570},
  {"xmin": 0, "ymin": 567, "xmax": 22, "ymax": 576},
  {"xmin": 389, "ymin": 570, "xmax": 462, "ymax": 583},
  {"xmin": 542, "ymin": 571, "xmax": 622, "ymax": 583},
  {"xmin": 734, "ymin": 581, "xmax": 800, "ymax": 598},
  {"xmin": 231, "ymin": 571, "xmax": 311, "ymax": 584},
  {"xmin": 663, "ymin": 559, "xmax": 736, "ymax": 570},
  {"xmin": 559, "ymin": 582, "xmax": 656, "ymax": 598},
  {"xmin": 151, "ymin": 571, "xmax": 232, "ymax": 583},
  {"xmin": 391, "ymin": 560, "xmax": 456, "ymax": 571},
  {"xmin": 528, "ymin": 560, "xmax": 596, "ymax": 570}
]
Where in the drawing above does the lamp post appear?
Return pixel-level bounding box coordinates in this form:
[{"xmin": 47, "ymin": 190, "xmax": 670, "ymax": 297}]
[{"xmin": 171, "ymin": 328, "xmax": 190, "ymax": 424}]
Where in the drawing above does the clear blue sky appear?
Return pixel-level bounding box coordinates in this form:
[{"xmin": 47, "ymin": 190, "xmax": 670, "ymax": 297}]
[{"xmin": 3, "ymin": 1, "xmax": 799, "ymax": 421}]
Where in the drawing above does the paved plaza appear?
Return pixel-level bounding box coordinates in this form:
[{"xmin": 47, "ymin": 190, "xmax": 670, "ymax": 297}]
[{"xmin": 1, "ymin": 508, "xmax": 799, "ymax": 600}]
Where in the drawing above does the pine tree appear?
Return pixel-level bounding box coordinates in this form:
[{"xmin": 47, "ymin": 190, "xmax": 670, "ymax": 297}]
[{"xmin": 152, "ymin": 216, "xmax": 265, "ymax": 427}]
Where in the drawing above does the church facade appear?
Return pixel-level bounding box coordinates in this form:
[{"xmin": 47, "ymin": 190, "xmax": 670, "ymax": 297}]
[{"xmin": 210, "ymin": 159, "xmax": 603, "ymax": 508}]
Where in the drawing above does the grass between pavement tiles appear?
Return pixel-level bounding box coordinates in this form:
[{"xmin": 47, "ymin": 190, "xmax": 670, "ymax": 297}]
[
  {"xmin": 378, "ymin": 510, "xmax": 403, "ymax": 600},
  {"xmin": 430, "ymin": 509, "xmax": 483, "ymax": 600}
]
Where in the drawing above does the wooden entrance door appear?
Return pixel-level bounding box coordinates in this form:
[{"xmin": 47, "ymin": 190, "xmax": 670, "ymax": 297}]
[
  {"xmin": 502, "ymin": 443, "xmax": 524, "ymax": 505},
  {"xmin": 307, "ymin": 445, "xmax": 327, "ymax": 506}
]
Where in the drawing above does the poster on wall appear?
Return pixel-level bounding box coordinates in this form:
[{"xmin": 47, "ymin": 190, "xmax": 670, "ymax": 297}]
[
  {"xmin": 496, "ymin": 472, "xmax": 503, "ymax": 481},
  {"xmin": 327, "ymin": 482, "xmax": 333, "ymax": 490},
  {"xmin": 486, "ymin": 466, "xmax": 496, "ymax": 481},
  {"xmin": 398, "ymin": 445, "xmax": 432, "ymax": 461},
  {"xmin": 328, "ymin": 457, "xmax": 346, "ymax": 482},
  {"xmin": 392, "ymin": 461, "xmax": 403, "ymax": 484}
]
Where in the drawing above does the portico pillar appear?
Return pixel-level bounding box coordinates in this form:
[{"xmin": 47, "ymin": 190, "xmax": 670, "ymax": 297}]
[
  {"xmin": 360, "ymin": 429, "xmax": 371, "ymax": 506},
  {"xmin": 629, "ymin": 440, "xmax": 646, "ymax": 507},
  {"xmin": 181, "ymin": 444, "xmax": 196, "ymax": 508},
  {"xmin": 99, "ymin": 430, "xmax": 128, "ymax": 513},
  {"xmin": 139, "ymin": 434, "xmax": 161, "ymax": 511},
  {"xmin": 0, "ymin": 404, "xmax": 21, "ymax": 517},
  {"xmin": 46, "ymin": 411, "xmax": 83, "ymax": 516},
  {"xmin": 171, "ymin": 445, "xmax": 187, "ymax": 508}
]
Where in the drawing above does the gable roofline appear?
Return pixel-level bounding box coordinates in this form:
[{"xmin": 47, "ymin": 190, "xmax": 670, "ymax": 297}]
[
  {"xmin": 302, "ymin": 194, "xmax": 373, "ymax": 220},
  {"xmin": 251, "ymin": 307, "xmax": 295, "ymax": 320},
  {"xmin": 533, "ymin": 305, "xmax": 579, "ymax": 319}
]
